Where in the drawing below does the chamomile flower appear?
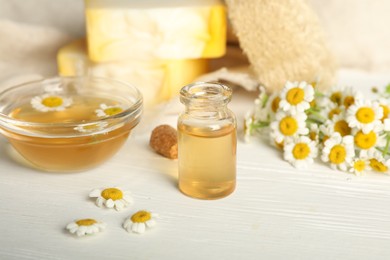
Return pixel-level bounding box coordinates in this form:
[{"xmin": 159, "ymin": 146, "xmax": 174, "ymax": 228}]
[
  {"xmin": 321, "ymin": 133, "xmax": 355, "ymax": 171},
  {"xmin": 330, "ymin": 114, "xmax": 352, "ymax": 137},
  {"xmin": 367, "ymin": 150, "xmax": 390, "ymax": 173},
  {"xmin": 123, "ymin": 210, "xmax": 158, "ymax": 234},
  {"xmin": 266, "ymin": 92, "xmax": 281, "ymax": 117},
  {"xmin": 319, "ymin": 123, "xmax": 334, "ymax": 145},
  {"xmin": 74, "ymin": 122, "xmax": 108, "ymax": 133},
  {"xmin": 318, "ymin": 114, "xmax": 349, "ymax": 142},
  {"xmin": 378, "ymin": 98, "xmax": 390, "ymax": 122},
  {"xmin": 279, "ymin": 81, "xmax": 314, "ymax": 114},
  {"xmin": 66, "ymin": 218, "xmax": 106, "ymax": 237},
  {"xmin": 270, "ymin": 111, "xmax": 308, "ymax": 143},
  {"xmin": 31, "ymin": 94, "xmax": 72, "ymax": 112},
  {"xmin": 341, "ymin": 86, "xmax": 363, "ymax": 108},
  {"xmin": 95, "ymin": 103, "xmax": 126, "ymax": 118},
  {"xmin": 346, "ymin": 99, "xmax": 383, "ymax": 134},
  {"xmin": 283, "ymin": 136, "xmax": 318, "ymax": 168},
  {"xmin": 89, "ymin": 187, "xmax": 133, "ymax": 211},
  {"xmin": 353, "ymin": 129, "xmax": 385, "ymax": 156},
  {"xmin": 349, "ymin": 152, "xmax": 370, "ymax": 176},
  {"xmin": 322, "ymin": 101, "xmax": 345, "ymax": 120},
  {"xmin": 328, "ymin": 86, "xmax": 345, "ymax": 106},
  {"xmin": 308, "ymin": 123, "xmax": 319, "ymax": 142}
]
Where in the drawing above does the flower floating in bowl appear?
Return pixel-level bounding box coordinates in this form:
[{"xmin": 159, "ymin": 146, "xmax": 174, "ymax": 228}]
[{"xmin": 0, "ymin": 76, "xmax": 143, "ymax": 172}]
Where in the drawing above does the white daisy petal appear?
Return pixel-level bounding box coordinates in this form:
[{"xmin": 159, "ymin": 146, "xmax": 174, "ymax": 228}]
[
  {"xmin": 114, "ymin": 200, "xmax": 125, "ymax": 211},
  {"xmin": 105, "ymin": 199, "xmax": 115, "ymax": 208},
  {"xmin": 96, "ymin": 197, "xmax": 105, "ymax": 208},
  {"xmin": 136, "ymin": 223, "xmax": 146, "ymax": 234},
  {"xmin": 123, "ymin": 219, "xmax": 131, "ymax": 229},
  {"xmin": 69, "ymin": 227, "xmax": 78, "ymax": 234},
  {"xmin": 145, "ymin": 219, "xmax": 156, "ymax": 228},
  {"xmin": 132, "ymin": 223, "xmax": 140, "ymax": 233},
  {"xmin": 66, "ymin": 223, "xmax": 78, "ymax": 229}
]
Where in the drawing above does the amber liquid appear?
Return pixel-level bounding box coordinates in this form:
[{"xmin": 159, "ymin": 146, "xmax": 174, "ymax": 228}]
[
  {"xmin": 178, "ymin": 123, "xmax": 236, "ymax": 199},
  {"xmin": 2, "ymin": 96, "xmax": 132, "ymax": 172}
]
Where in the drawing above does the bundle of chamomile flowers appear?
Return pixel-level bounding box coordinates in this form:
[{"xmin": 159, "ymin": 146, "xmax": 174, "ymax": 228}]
[{"xmin": 244, "ymin": 81, "xmax": 390, "ymax": 175}]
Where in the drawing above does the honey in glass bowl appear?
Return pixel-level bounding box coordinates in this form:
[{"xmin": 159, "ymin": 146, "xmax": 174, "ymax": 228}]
[{"xmin": 0, "ymin": 76, "xmax": 143, "ymax": 172}]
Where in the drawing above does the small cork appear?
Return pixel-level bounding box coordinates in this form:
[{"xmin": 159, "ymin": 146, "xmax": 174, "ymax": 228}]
[{"xmin": 149, "ymin": 125, "xmax": 178, "ymax": 159}]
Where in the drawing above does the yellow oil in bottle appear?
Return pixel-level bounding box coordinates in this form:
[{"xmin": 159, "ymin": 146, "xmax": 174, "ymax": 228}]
[
  {"xmin": 3, "ymin": 96, "xmax": 132, "ymax": 172},
  {"xmin": 178, "ymin": 123, "xmax": 236, "ymax": 199}
]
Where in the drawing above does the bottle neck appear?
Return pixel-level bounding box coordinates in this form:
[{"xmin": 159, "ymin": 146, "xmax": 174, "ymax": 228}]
[
  {"xmin": 180, "ymin": 82, "xmax": 232, "ymax": 119},
  {"xmin": 180, "ymin": 82, "xmax": 232, "ymax": 115}
]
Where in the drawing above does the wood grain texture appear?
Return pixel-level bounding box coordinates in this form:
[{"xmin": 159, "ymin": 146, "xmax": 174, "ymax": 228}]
[{"xmin": 0, "ymin": 69, "xmax": 390, "ymax": 260}]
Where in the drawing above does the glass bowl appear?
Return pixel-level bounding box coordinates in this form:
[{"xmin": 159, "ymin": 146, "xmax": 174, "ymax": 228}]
[{"xmin": 0, "ymin": 76, "xmax": 143, "ymax": 172}]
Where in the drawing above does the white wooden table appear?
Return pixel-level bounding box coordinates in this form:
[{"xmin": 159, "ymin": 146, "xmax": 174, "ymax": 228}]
[{"xmin": 1, "ymin": 69, "xmax": 390, "ymax": 260}]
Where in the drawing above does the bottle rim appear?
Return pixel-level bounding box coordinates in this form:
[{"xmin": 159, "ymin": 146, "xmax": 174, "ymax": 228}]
[{"xmin": 180, "ymin": 81, "xmax": 232, "ymax": 105}]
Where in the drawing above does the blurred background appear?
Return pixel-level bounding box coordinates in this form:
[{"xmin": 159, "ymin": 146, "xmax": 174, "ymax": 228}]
[{"xmin": 0, "ymin": 0, "xmax": 389, "ymax": 94}]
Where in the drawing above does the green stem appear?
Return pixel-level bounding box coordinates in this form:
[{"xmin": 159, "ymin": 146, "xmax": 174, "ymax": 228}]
[
  {"xmin": 382, "ymin": 133, "xmax": 390, "ymax": 157},
  {"xmin": 261, "ymin": 94, "xmax": 269, "ymax": 108},
  {"xmin": 252, "ymin": 121, "xmax": 270, "ymax": 128},
  {"xmin": 315, "ymin": 90, "xmax": 325, "ymax": 98},
  {"xmin": 306, "ymin": 118, "xmax": 323, "ymax": 125},
  {"xmin": 306, "ymin": 108, "xmax": 326, "ymax": 124}
]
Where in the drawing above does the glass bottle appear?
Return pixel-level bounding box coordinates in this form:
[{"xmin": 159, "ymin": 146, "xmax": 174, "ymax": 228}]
[{"xmin": 177, "ymin": 82, "xmax": 237, "ymax": 199}]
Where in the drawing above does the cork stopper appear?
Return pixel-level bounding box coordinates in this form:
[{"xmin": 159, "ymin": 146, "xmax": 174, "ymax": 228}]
[{"xmin": 149, "ymin": 125, "xmax": 178, "ymax": 159}]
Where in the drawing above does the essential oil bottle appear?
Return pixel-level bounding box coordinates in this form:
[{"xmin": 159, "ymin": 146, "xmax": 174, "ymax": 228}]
[{"xmin": 178, "ymin": 82, "xmax": 237, "ymax": 199}]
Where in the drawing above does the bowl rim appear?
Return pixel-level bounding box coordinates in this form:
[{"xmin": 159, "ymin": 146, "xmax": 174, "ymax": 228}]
[{"xmin": 0, "ymin": 76, "xmax": 143, "ymax": 135}]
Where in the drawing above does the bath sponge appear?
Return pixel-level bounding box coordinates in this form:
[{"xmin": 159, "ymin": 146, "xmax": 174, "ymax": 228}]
[{"xmin": 225, "ymin": 0, "xmax": 336, "ymax": 91}]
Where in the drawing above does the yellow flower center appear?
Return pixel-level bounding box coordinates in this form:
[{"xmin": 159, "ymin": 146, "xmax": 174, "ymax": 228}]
[
  {"xmin": 274, "ymin": 140, "xmax": 284, "ymax": 150},
  {"xmin": 354, "ymin": 130, "xmax": 376, "ymax": 149},
  {"xmin": 330, "ymin": 91, "xmax": 342, "ymax": 105},
  {"xmin": 271, "ymin": 96, "xmax": 281, "ymax": 113},
  {"xmin": 353, "ymin": 160, "xmax": 366, "ymax": 172},
  {"xmin": 369, "ymin": 159, "xmax": 388, "ymax": 172},
  {"xmin": 356, "ymin": 107, "xmax": 375, "ymax": 124},
  {"xmin": 76, "ymin": 219, "xmax": 97, "ymax": 226},
  {"xmin": 286, "ymin": 87, "xmax": 305, "ymax": 105},
  {"xmin": 279, "ymin": 116, "xmax": 298, "ymax": 136},
  {"xmin": 322, "ymin": 135, "xmax": 329, "ymax": 144},
  {"xmin": 328, "ymin": 108, "xmax": 341, "ymax": 120},
  {"xmin": 309, "ymin": 131, "xmax": 317, "ymax": 141},
  {"xmin": 101, "ymin": 188, "xmax": 123, "ymax": 200},
  {"xmin": 104, "ymin": 107, "xmax": 123, "ymax": 116},
  {"xmin": 329, "ymin": 145, "xmax": 347, "ymax": 164},
  {"xmin": 292, "ymin": 143, "xmax": 311, "ymax": 160},
  {"xmin": 380, "ymin": 105, "xmax": 389, "ymax": 121},
  {"xmin": 42, "ymin": 96, "xmax": 63, "ymax": 107},
  {"xmin": 334, "ymin": 120, "xmax": 351, "ymax": 137},
  {"xmin": 131, "ymin": 210, "xmax": 152, "ymax": 223},
  {"xmin": 343, "ymin": 96, "xmax": 355, "ymax": 108}
]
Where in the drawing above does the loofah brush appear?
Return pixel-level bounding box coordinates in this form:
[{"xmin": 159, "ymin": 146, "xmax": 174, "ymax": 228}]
[{"xmin": 225, "ymin": 0, "xmax": 336, "ymax": 92}]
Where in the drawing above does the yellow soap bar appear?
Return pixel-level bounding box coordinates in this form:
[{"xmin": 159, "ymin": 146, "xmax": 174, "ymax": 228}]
[
  {"xmin": 57, "ymin": 39, "xmax": 209, "ymax": 107},
  {"xmin": 84, "ymin": 0, "xmax": 226, "ymax": 62}
]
